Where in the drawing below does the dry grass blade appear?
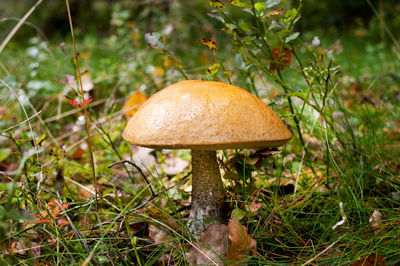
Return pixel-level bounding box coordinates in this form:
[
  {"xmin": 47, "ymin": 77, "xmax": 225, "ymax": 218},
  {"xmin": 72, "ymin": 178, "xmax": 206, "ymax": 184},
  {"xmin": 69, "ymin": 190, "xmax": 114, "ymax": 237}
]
[{"xmin": 0, "ymin": 0, "xmax": 43, "ymax": 53}]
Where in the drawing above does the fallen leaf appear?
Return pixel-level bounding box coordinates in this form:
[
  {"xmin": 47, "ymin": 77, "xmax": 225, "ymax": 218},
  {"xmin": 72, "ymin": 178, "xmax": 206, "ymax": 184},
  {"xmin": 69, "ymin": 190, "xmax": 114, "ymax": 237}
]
[
  {"xmin": 228, "ymin": 216, "xmax": 257, "ymax": 265},
  {"xmin": 122, "ymin": 91, "xmax": 147, "ymax": 117},
  {"xmin": 148, "ymin": 224, "xmax": 169, "ymax": 245},
  {"xmin": 131, "ymin": 145, "xmax": 156, "ymax": 175},
  {"xmin": 249, "ymin": 198, "xmax": 263, "ymax": 214},
  {"xmin": 144, "ymin": 207, "xmax": 180, "ymax": 231},
  {"xmin": 152, "ymin": 66, "xmax": 165, "ymax": 87},
  {"xmin": 350, "ymin": 254, "xmax": 387, "ymax": 266},
  {"xmin": 369, "ymin": 210, "xmax": 382, "ymax": 228},
  {"xmin": 187, "ymin": 222, "xmax": 229, "ymax": 265},
  {"xmin": 303, "ymin": 133, "xmax": 323, "ymax": 149},
  {"xmin": 31, "ymin": 242, "xmax": 40, "ymax": 257},
  {"xmin": 369, "ymin": 210, "xmax": 383, "ymax": 234},
  {"xmin": 270, "ymin": 46, "xmax": 293, "ymax": 72},
  {"xmin": 78, "ymin": 184, "xmax": 102, "ymax": 199},
  {"xmin": 32, "ymin": 200, "xmax": 69, "ymax": 226},
  {"xmin": 163, "ymin": 155, "xmax": 189, "ymax": 176},
  {"xmin": 70, "ymin": 146, "xmax": 85, "ymax": 160}
]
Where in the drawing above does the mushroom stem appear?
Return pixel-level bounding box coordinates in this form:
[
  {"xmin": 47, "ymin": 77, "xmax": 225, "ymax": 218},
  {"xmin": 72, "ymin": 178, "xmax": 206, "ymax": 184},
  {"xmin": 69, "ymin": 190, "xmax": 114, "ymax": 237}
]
[{"xmin": 189, "ymin": 150, "xmax": 224, "ymax": 233}]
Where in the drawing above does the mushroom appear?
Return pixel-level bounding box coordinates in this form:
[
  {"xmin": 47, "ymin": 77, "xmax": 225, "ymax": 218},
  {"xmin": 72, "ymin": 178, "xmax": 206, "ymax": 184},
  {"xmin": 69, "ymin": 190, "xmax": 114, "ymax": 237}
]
[{"xmin": 123, "ymin": 80, "xmax": 292, "ymax": 233}]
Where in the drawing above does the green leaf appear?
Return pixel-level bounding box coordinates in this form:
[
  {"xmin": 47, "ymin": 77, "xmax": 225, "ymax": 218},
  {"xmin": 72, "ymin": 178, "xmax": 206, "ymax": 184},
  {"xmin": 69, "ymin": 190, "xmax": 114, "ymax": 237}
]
[
  {"xmin": 239, "ymin": 21, "xmax": 251, "ymax": 31},
  {"xmin": 266, "ymin": 0, "xmax": 282, "ymax": 8},
  {"xmin": 209, "ymin": 0, "xmax": 225, "ymax": 10},
  {"xmin": 254, "ymin": 2, "xmax": 265, "ymax": 12},
  {"xmin": 0, "ymin": 148, "xmax": 11, "ymax": 163},
  {"xmin": 231, "ymin": 208, "xmax": 247, "ymax": 221},
  {"xmin": 229, "ymin": 0, "xmax": 250, "ymax": 8},
  {"xmin": 285, "ymin": 8, "xmax": 298, "ymax": 19},
  {"xmin": 206, "ymin": 64, "xmax": 221, "ymax": 77},
  {"xmin": 285, "ymin": 32, "xmax": 300, "ymax": 43}
]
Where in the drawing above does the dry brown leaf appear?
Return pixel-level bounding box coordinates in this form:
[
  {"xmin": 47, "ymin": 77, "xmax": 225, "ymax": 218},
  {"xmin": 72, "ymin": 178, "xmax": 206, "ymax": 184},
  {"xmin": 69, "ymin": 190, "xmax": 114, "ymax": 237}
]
[
  {"xmin": 270, "ymin": 7, "xmax": 284, "ymax": 16},
  {"xmin": 70, "ymin": 146, "xmax": 85, "ymax": 160},
  {"xmin": 122, "ymin": 90, "xmax": 147, "ymax": 117},
  {"xmin": 369, "ymin": 210, "xmax": 382, "ymax": 228},
  {"xmin": 303, "ymin": 133, "xmax": 323, "ymax": 149},
  {"xmin": 228, "ymin": 216, "xmax": 257, "ymax": 265},
  {"xmin": 270, "ymin": 46, "xmax": 293, "ymax": 72},
  {"xmin": 350, "ymin": 254, "xmax": 387, "ymax": 266},
  {"xmin": 163, "ymin": 154, "xmax": 189, "ymax": 176},
  {"xmin": 148, "ymin": 224, "xmax": 169, "ymax": 245},
  {"xmin": 187, "ymin": 222, "xmax": 229, "ymax": 265},
  {"xmin": 144, "ymin": 207, "xmax": 180, "ymax": 231},
  {"xmin": 130, "ymin": 145, "xmax": 157, "ymax": 175},
  {"xmin": 78, "ymin": 184, "xmax": 102, "ymax": 199},
  {"xmin": 80, "ymin": 71, "xmax": 94, "ymax": 92},
  {"xmin": 249, "ymin": 198, "xmax": 263, "ymax": 214}
]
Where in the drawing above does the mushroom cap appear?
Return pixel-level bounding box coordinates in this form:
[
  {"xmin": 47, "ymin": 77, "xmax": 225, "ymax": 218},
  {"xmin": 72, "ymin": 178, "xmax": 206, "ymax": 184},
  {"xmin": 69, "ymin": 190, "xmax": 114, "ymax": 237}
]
[{"xmin": 123, "ymin": 80, "xmax": 292, "ymax": 150}]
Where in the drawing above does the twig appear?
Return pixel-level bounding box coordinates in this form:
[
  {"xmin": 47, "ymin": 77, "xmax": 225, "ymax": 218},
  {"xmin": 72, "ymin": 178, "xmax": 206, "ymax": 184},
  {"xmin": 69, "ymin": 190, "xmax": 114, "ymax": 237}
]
[
  {"xmin": 0, "ymin": 0, "xmax": 43, "ymax": 53},
  {"xmin": 0, "ymin": 111, "xmax": 41, "ymax": 134},
  {"xmin": 109, "ymin": 160, "xmax": 156, "ymax": 197},
  {"xmin": 301, "ymin": 236, "xmax": 344, "ymax": 266},
  {"xmin": 93, "ymin": 171, "xmax": 191, "ymax": 229},
  {"xmin": 65, "ymin": 0, "xmax": 98, "ymax": 211},
  {"xmin": 365, "ymin": 0, "xmax": 400, "ymax": 53},
  {"xmin": 44, "ymin": 98, "xmax": 107, "ymax": 123}
]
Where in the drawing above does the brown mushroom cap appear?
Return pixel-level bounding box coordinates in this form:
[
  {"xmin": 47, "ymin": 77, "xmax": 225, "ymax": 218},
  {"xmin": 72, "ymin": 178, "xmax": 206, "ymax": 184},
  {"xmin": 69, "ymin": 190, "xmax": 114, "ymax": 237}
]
[{"xmin": 123, "ymin": 80, "xmax": 292, "ymax": 150}]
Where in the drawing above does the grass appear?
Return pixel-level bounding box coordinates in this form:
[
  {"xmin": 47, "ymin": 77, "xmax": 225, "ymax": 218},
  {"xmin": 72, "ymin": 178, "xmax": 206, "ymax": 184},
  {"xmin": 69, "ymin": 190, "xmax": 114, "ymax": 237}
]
[{"xmin": 1, "ymin": 0, "xmax": 400, "ymax": 265}]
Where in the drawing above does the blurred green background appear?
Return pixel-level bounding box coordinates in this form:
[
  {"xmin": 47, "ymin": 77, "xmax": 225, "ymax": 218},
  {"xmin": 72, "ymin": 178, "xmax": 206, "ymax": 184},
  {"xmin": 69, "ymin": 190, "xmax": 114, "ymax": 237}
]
[{"xmin": 1, "ymin": 0, "xmax": 399, "ymax": 42}]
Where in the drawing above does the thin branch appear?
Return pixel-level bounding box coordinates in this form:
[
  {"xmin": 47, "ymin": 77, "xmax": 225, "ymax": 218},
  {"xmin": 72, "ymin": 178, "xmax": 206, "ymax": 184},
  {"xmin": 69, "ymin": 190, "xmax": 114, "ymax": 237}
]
[
  {"xmin": 0, "ymin": 111, "xmax": 41, "ymax": 134},
  {"xmin": 65, "ymin": 0, "xmax": 98, "ymax": 210},
  {"xmin": 0, "ymin": 0, "xmax": 43, "ymax": 53},
  {"xmin": 365, "ymin": 0, "xmax": 400, "ymax": 53}
]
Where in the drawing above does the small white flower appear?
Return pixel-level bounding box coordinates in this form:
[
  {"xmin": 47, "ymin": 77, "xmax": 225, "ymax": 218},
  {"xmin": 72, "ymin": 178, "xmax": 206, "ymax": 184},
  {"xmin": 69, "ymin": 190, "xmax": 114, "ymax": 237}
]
[{"xmin": 312, "ymin": 36, "xmax": 320, "ymax": 47}]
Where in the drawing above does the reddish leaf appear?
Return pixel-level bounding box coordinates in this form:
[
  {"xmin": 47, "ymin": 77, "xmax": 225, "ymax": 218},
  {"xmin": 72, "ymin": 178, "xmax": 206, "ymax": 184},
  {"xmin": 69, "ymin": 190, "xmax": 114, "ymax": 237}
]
[
  {"xmin": 80, "ymin": 97, "xmax": 93, "ymax": 108},
  {"xmin": 70, "ymin": 147, "xmax": 85, "ymax": 160},
  {"xmin": 201, "ymin": 38, "xmax": 217, "ymax": 52},
  {"xmin": 35, "ymin": 218, "xmax": 51, "ymax": 224},
  {"xmin": 69, "ymin": 97, "xmax": 93, "ymax": 109},
  {"xmin": 270, "ymin": 7, "xmax": 284, "ymax": 15},
  {"xmin": 270, "ymin": 46, "xmax": 293, "ymax": 72},
  {"xmin": 57, "ymin": 218, "xmax": 71, "ymax": 229},
  {"xmin": 69, "ymin": 99, "xmax": 80, "ymax": 108}
]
